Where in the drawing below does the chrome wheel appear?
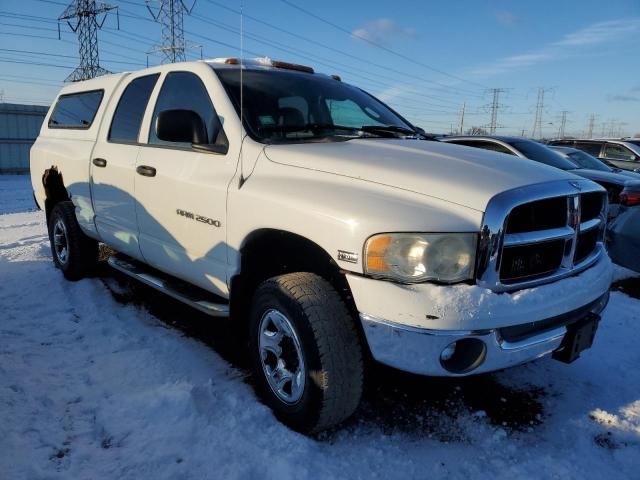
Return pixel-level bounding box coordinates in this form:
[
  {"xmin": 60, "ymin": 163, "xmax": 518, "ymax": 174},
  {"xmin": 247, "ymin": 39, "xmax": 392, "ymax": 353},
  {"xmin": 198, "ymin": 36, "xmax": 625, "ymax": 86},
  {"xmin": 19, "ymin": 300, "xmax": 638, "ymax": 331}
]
[
  {"xmin": 258, "ymin": 308, "xmax": 306, "ymax": 404},
  {"xmin": 52, "ymin": 219, "xmax": 69, "ymax": 265}
]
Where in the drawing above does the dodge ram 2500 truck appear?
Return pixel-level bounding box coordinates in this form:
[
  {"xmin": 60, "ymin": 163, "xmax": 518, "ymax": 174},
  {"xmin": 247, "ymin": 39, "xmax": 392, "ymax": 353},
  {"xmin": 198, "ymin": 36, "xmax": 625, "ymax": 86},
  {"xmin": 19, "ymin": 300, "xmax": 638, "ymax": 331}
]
[{"xmin": 31, "ymin": 57, "xmax": 612, "ymax": 433}]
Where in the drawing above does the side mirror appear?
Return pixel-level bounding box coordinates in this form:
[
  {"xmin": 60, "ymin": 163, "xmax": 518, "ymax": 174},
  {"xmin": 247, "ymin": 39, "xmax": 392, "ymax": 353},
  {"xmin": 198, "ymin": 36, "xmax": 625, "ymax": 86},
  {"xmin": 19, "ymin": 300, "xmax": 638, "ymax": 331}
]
[{"xmin": 156, "ymin": 109, "xmax": 207, "ymax": 144}]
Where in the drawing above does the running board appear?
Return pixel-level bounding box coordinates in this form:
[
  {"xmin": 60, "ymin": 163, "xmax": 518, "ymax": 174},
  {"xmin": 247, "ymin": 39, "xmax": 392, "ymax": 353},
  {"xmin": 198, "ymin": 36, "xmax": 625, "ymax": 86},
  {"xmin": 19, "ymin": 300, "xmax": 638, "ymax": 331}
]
[{"xmin": 107, "ymin": 256, "xmax": 230, "ymax": 317}]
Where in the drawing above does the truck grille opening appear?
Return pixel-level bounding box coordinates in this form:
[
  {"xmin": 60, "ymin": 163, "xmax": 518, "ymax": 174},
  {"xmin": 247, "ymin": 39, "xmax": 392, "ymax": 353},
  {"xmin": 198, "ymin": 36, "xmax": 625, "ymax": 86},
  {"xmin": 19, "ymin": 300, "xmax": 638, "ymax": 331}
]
[
  {"xmin": 575, "ymin": 228, "xmax": 599, "ymax": 264},
  {"xmin": 506, "ymin": 197, "xmax": 567, "ymax": 234},
  {"xmin": 581, "ymin": 192, "xmax": 603, "ymax": 222},
  {"xmin": 500, "ymin": 240, "xmax": 565, "ymax": 282},
  {"xmin": 497, "ymin": 191, "xmax": 605, "ymax": 285}
]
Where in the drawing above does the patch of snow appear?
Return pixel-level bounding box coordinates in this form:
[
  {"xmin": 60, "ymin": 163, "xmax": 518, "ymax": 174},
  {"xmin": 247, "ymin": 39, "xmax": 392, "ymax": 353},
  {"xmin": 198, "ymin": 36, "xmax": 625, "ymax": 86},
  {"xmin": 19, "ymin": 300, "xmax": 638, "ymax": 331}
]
[
  {"xmin": 0, "ymin": 175, "xmax": 35, "ymax": 215},
  {"xmin": 1, "ymin": 210, "xmax": 639, "ymax": 479}
]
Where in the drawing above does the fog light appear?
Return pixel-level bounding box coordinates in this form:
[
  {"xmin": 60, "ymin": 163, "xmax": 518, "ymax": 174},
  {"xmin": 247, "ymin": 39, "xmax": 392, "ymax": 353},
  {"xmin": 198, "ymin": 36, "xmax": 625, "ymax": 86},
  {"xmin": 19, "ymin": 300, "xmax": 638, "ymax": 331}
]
[
  {"xmin": 440, "ymin": 342, "xmax": 457, "ymax": 362},
  {"xmin": 439, "ymin": 338, "xmax": 487, "ymax": 374}
]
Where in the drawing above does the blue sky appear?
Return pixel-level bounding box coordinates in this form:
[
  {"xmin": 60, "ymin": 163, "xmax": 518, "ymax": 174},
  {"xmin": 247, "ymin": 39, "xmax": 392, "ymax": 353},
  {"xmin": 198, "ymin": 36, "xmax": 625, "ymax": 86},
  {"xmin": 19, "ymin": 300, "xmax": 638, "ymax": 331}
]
[{"xmin": 1, "ymin": 0, "xmax": 639, "ymax": 137}]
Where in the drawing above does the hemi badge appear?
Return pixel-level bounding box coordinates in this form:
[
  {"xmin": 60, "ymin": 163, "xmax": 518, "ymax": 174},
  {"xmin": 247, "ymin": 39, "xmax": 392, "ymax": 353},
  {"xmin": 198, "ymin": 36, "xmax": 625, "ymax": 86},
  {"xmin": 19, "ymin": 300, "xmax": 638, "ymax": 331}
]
[{"xmin": 337, "ymin": 250, "xmax": 359, "ymax": 264}]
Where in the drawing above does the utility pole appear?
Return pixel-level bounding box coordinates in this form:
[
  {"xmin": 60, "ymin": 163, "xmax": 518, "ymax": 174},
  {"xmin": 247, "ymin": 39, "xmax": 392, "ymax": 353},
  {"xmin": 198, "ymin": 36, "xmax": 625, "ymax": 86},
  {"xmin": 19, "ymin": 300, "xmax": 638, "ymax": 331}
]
[
  {"xmin": 586, "ymin": 114, "xmax": 596, "ymax": 139},
  {"xmin": 486, "ymin": 88, "xmax": 507, "ymax": 134},
  {"xmin": 147, "ymin": 0, "xmax": 196, "ymax": 63},
  {"xmin": 58, "ymin": 0, "xmax": 118, "ymax": 82},
  {"xmin": 457, "ymin": 102, "xmax": 466, "ymax": 135},
  {"xmin": 558, "ymin": 110, "xmax": 569, "ymax": 139},
  {"xmin": 531, "ymin": 87, "xmax": 552, "ymax": 139}
]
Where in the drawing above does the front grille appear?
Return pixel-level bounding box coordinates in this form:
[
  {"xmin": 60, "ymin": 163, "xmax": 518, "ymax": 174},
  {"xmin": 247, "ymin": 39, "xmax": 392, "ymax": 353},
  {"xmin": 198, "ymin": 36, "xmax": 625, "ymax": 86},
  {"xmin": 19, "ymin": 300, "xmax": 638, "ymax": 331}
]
[
  {"xmin": 497, "ymin": 190, "xmax": 605, "ymax": 286},
  {"xmin": 506, "ymin": 196, "xmax": 567, "ymax": 233},
  {"xmin": 501, "ymin": 240, "xmax": 565, "ymax": 282},
  {"xmin": 575, "ymin": 228, "xmax": 599, "ymax": 264}
]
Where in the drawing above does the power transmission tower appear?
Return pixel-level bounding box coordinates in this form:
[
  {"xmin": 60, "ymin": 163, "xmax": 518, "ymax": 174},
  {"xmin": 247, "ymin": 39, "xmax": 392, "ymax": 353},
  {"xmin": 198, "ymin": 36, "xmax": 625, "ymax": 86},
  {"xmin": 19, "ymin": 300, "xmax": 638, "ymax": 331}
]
[
  {"xmin": 558, "ymin": 110, "xmax": 569, "ymax": 138},
  {"xmin": 530, "ymin": 88, "xmax": 552, "ymax": 139},
  {"xmin": 586, "ymin": 114, "xmax": 596, "ymax": 139},
  {"xmin": 58, "ymin": 0, "xmax": 118, "ymax": 82},
  {"xmin": 457, "ymin": 102, "xmax": 466, "ymax": 134},
  {"xmin": 147, "ymin": 0, "xmax": 197, "ymax": 63},
  {"xmin": 485, "ymin": 88, "xmax": 507, "ymax": 134}
]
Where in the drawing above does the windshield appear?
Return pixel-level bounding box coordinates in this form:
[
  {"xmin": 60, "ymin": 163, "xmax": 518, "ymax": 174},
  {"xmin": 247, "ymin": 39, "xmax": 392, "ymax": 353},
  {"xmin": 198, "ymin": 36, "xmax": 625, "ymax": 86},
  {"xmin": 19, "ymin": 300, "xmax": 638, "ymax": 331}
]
[
  {"xmin": 214, "ymin": 68, "xmax": 414, "ymax": 143},
  {"xmin": 624, "ymin": 141, "xmax": 640, "ymax": 153},
  {"xmin": 564, "ymin": 150, "xmax": 611, "ymax": 172},
  {"xmin": 508, "ymin": 140, "xmax": 579, "ymax": 170}
]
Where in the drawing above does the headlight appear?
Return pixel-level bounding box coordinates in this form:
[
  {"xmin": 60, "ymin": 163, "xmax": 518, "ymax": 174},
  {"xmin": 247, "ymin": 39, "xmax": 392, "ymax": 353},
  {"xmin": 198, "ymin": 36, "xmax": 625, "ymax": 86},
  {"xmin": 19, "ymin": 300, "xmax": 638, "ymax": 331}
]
[{"xmin": 364, "ymin": 233, "xmax": 477, "ymax": 283}]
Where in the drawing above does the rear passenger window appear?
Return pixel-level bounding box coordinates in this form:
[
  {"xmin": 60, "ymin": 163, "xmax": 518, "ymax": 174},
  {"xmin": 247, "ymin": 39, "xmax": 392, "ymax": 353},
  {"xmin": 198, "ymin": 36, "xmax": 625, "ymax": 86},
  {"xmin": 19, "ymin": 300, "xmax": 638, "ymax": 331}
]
[
  {"xmin": 109, "ymin": 74, "xmax": 160, "ymax": 143},
  {"xmin": 49, "ymin": 90, "xmax": 103, "ymax": 129},
  {"xmin": 603, "ymin": 144, "xmax": 637, "ymax": 162}
]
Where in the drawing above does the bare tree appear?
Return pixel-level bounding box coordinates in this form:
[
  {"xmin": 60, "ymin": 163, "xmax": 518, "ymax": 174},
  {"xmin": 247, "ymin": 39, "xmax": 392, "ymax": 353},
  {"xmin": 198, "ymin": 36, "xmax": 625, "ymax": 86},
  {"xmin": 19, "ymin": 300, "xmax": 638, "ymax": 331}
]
[{"xmin": 466, "ymin": 126, "xmax": 489, "ymax": 135}]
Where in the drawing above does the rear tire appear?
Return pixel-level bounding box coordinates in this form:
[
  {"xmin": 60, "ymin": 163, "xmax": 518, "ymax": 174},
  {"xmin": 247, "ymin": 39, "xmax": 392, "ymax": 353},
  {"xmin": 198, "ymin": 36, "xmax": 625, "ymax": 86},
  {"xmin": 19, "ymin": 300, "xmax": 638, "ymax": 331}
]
[
  {"xmin": 48, "ymin": 201, "xmax": 98, "ymax": 281},
  {"xmin": 249, "ymin": 272, "xmax": 364, "ymax": 434}
]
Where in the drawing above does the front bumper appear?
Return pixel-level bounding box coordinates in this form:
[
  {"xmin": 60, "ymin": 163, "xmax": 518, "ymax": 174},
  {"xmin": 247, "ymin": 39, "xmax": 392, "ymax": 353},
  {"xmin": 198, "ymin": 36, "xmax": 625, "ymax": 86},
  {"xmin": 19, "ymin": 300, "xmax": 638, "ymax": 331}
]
[
  {"xmin": 360, "ymin": 291, "xmax": 609, "ymax": 376},
  {"xmin": 348, "ymin": 254, "xmax": 613, "ymax": 376}
]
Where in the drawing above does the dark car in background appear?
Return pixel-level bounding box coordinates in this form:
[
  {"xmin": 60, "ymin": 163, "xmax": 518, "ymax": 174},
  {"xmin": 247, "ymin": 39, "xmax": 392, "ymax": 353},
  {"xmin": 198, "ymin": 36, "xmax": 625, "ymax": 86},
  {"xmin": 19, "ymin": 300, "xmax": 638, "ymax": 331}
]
[
  {"xmin": 551, "ymin": 146, "xmax": 640, "ymax": 214},
  {"xmin": 440, "ymin": 135, "xmax": 640, "ymax": 273},
  {"xmin": 548, "ymin": 138, "xmax": 640, "ymax": 172}
]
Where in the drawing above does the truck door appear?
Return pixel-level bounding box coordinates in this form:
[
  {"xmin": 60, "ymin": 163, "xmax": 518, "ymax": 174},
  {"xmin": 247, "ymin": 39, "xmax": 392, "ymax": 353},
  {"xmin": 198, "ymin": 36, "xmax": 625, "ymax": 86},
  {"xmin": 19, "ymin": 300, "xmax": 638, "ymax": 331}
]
[
  {"xmin": 90, "ymin": 72, "xmax": 160, "ymax": 260},
  {"xmin": 134, "ymin": 70, "xmax": 237, "ymax": 296}
]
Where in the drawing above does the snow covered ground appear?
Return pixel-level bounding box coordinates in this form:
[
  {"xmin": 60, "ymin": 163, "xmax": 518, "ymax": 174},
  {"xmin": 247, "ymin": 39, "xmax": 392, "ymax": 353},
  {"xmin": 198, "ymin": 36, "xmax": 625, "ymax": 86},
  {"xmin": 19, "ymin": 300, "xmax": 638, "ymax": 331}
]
[
  {"xmin": 0, "ymin": 175, "xmax": 35, "ymax": 215},
  {"xmin": 1, "ymin": 195, "xmax": 639, "ymax": 479}
]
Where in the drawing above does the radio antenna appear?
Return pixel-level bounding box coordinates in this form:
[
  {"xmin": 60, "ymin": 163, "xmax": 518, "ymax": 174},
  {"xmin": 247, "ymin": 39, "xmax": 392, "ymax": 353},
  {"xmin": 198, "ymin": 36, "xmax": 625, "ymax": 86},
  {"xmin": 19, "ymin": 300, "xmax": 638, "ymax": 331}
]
[{"xmin": 238, "ymin": 0, "xmax": 246, "ymax": 188}]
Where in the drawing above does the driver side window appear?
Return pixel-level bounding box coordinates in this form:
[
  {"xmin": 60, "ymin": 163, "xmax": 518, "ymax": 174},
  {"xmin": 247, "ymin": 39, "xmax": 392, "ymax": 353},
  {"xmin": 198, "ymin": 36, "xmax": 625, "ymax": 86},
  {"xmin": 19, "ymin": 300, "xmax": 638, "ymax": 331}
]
[{"xmin": 149, "ymin": 71, "xmax": 225, "ymax": 147}]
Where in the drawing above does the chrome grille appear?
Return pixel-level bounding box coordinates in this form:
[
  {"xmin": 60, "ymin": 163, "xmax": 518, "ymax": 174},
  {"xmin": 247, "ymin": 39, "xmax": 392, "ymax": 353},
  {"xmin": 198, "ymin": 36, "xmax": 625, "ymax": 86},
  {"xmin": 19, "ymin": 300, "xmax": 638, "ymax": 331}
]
[{"xmin": 476, "ymin": 180, "xmax": 607, "ymax": 292}]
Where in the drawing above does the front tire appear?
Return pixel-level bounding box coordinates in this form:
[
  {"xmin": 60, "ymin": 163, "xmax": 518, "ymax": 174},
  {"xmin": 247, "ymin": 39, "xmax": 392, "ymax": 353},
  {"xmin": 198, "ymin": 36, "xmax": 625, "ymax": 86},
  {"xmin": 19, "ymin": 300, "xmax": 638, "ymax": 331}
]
[
  {"xmin": 249, "ymin": 272, "xmax": 364, "ymax": 434},
  {"xmin": 48, "ymin": 201, "xmax": 98, "ymax": 281}
]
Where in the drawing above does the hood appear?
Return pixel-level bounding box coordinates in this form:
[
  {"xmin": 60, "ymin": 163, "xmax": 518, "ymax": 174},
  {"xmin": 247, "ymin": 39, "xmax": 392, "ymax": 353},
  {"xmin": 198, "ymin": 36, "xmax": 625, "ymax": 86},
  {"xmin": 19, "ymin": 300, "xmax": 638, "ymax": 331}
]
[
  {"xmin": 572, "ymin": 169, "xmax": 640, "ymax": 189},
  {"xmin": 264, "ymin": 139, "xmax": 578, "ymax": 212},
  {"xmin": 613, "ymin": 168, "xmax": 640, "ymax": 181}
]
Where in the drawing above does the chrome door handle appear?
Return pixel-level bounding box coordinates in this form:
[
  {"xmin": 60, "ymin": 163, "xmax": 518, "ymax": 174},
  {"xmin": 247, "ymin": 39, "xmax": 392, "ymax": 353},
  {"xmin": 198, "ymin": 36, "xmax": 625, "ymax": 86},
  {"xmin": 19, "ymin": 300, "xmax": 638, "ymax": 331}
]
[
  {"xmin": 92, "ymin": 158, "xmax": 107, "ymax": 168},
  {"xmin": 136, "ymin": 165, "xmax": 156, "ymax": 177}
]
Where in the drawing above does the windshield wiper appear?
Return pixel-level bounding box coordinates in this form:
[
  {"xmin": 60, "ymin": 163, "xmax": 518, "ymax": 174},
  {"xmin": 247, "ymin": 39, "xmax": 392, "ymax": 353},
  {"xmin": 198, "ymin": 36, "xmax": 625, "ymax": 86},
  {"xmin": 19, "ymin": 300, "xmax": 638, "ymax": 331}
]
[
  {"xmin": 358, "ymin": 125, "xmax": 418, "ymax": 137},
  {"xmin": 257, "ymin": 123, "xmax": 421, "ymax": 140},
  {"xmin": 259, "ymin": 123, "xmax": 365, "ymax": 135}
]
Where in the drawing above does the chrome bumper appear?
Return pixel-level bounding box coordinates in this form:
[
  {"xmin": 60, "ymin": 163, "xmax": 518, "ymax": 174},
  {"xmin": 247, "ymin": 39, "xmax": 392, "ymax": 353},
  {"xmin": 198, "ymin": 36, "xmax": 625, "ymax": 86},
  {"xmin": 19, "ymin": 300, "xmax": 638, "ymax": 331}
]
[{"xmin": 360, "ymin": 291, "xmax": 609, "ymax": 377}]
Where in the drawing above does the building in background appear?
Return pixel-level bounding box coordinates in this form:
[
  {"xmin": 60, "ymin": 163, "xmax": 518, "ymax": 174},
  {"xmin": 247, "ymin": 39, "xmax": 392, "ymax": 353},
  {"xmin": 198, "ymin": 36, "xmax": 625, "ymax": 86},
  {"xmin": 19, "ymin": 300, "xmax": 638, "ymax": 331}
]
[{"xmin": 0, "ymin": 103, "xmax": 49, "ymax": 174}]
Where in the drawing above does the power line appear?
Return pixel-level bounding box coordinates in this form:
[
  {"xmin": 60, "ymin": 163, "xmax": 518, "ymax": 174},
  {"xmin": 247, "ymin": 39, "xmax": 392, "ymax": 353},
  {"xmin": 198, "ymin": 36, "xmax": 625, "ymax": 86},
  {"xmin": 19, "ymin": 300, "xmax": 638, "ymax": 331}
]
[
  {"xmin": 184, "ymin": 8, "xmax": 475, "ymax": 111},
  {"xmin": 202, "ymin": 0, "xmax": 484, "ymax": 99},
  {"xmin": 278, "ymin": 0, "xmax": 487, "ymax": 93},
  {"xmin": 0, "ymin": 47, "xmax": 143, "ymax": 67}
]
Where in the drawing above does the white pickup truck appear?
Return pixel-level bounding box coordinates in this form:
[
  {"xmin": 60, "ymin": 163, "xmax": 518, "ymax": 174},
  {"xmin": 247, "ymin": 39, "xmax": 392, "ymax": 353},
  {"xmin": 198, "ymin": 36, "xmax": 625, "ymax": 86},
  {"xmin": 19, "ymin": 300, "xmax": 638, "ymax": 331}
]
[{"xmin": 31, "ymin": 57, "xmax": 612, "ymax": 433}]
